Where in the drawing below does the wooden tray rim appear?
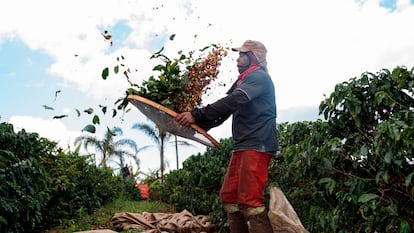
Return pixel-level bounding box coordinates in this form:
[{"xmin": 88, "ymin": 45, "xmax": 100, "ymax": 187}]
[{"xmin": 126, "ymin": 94, "xmax": 220, "ymax": 149}]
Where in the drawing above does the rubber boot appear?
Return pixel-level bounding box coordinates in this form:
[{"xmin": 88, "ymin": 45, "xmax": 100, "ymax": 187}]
[
  {"xmin": 227, "ymin": 211, "xmax": 249, "ymax": 233},
  {"xmin": 246, "ymin": 211, "xmax": 274, "ymax": 233}
]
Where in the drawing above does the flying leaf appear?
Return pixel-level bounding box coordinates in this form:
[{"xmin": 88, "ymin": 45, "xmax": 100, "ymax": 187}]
[
  {"xmin": 75, "ymin": 109, "xmax": 81, "ymax": 117},
  {"xmin": 102, "ymin": 31, "xmax": 112, "ymax": 40},
  {"xmin": 82, "ymin": 124, "xmax": 96, "ymax": 133},
  {"xmin": 114, "ymin": 65, "xmax": 119, "ymax": 74},
  {"xmin": 84, "ymin": 108, "xmax": 94, "ymax": 114},
  {"xmin": 123, "ymin": 70, "xmax": 129, "ymax": 78},
  {"xmin": 42, "ymin": 105, "xmax": 54, "ymax": 110},
  {"xmin": 53, "ymin": 115, "xmax": 68, "ymax": 119},
  {"xmin": 102, "ymin": 67, "xmax": 109, "ymax": 80},
  {"xmin": 92, "ymin": 115, "xmax": 100, "ymax": 124},
  {"xmin": 92, "ymin": 115, "xmax": 100, "ymax": 125},
  {"xmin": 169, "ymin": 34, "xmax": 176, "ymax": 40},
  {"xmin": 101, "ymin": 106, "xmax": 107, "ymax": 114},
  {"xmin": 151, "ymin": 46, "xmax": 164, "ymax": 58},
  {"xmin": 54, "ymin": 90, "xmax": 61, "ymax": 102}
]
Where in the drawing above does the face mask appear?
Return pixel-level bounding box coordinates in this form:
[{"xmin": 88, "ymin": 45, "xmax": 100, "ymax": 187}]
[{"xmin": 237, "ymin": 52, "xmax": 252, "ymax": 73}]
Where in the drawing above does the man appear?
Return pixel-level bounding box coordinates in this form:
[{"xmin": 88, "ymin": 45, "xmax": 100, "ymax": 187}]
[
  {"xmin": 121, "ymin": 164, "xmax": 131, "ymax": 180},
  {"xmin": 176, "ymin": 40, "xmax": 279, "ymax": 233}
]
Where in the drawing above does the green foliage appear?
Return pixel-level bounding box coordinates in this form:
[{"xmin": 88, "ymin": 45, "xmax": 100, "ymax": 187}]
[
  {"xmin": 274, "ymin": 66, "xmax": 414, "ymax": 232},
  {"xmin": 0, "ymin": 123, "xmax": 55, "ymax": 232},
  {"xmin": 81, "ymin": 124, "xmax": 96, "ymax": 133},
  {"xmin": 41, "ymin": 151, "xmax": 121, "ymax": 227},
  {"xmin": 316, "ymin": 66, "xmax": 413, "ymax": 232},
  {"xmin": 120, "ymin": 178, "xmax": 142, "ymax": 201},
  {"xmin": 0, "ymin": 122, "xmax": 123, "ymax": 232},
  {"xmin": 132, "ymin": 46, "xmax": 187, "ymax": 111}
]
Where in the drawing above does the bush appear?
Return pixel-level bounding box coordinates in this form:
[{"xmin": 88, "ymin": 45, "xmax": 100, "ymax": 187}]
[
  {"xmin": 0, "ymin": 122, "xmax": 122, "ymax": 232},
  {"xmin": 158, "ymin": 138, "xmax": 233, "ymax": 232},
  {"xmin": 271, "ymin": 66, "xmax": 414, "ymax": 232},
  {"xmin": 0, "ymin": 123, "xmax": 55, "ymax": 232},
  {"xmin": 120, "ymin": 178, "xmax": 142, "ymax": 201}
]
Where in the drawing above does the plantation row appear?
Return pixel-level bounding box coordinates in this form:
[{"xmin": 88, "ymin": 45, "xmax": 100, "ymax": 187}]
[{"xmin": 0, "ymin": 122, "xmax": 141, "ymax": 232}]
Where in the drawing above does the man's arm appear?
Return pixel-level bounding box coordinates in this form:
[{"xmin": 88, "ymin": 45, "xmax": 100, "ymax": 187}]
[{"xmin": 176, "ymin": 88, "xmax": 250, "ymax": 131}]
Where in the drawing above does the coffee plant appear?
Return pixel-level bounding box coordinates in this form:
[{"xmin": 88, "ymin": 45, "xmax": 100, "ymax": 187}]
[
  {"xmin": 268, "ymin": 66, "xmax": 413, "ymax": 232},
  {"xmin": 0, "ymin": 122, "xmax": 123, "ymax": 232}
]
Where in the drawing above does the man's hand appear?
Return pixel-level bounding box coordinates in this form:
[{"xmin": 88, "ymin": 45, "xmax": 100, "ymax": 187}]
[{"xmin": 175, "ymin": 112, "xmax": 195, "ymax": 127}]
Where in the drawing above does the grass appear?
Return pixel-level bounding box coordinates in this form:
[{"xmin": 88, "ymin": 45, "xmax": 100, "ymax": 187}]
[{"xmin": 44, "ymin": 198, "xmax": 174, "ymax": 233}]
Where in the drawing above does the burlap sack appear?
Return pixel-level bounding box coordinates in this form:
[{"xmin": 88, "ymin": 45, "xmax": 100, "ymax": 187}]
[{"xmin": 268, "ymin": 187, "xmax": 309, "ymax": 233}]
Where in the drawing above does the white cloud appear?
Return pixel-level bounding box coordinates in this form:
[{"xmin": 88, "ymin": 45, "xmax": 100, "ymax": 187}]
[
  {"xmin": 2, "ymin": 0, "xmax": 414, "ymax": 173},
  {"xmin": 5, "ymin": 0, "xmax": 412, "ymax": 109},
  {"xmin": 8, "ymin": 116, "xmax": 82, "ymax": 149}
]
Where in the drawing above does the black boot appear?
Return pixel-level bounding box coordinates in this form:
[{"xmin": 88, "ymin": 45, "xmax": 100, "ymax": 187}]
[
  {"xmin": 227, "ymin": 211, "xmax": 249, "ymax": 233},
  {"xmin": 246, "ymin": 211, "xmax": 274, "ymax": 233}
]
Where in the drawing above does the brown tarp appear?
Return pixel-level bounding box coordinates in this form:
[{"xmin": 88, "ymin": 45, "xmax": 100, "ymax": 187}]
[
  {"xmin": 111, "ymin": 187, "xmax": 308, "ymax": 233},
  {"xmin": 111, "ymin": 209, "xmax": 215, "ymax": 233}
]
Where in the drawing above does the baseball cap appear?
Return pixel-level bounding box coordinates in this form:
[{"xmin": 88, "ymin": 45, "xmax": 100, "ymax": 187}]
[{"xmin": 232, "ymin": 40, "xmax": 267, "ymax": 68}]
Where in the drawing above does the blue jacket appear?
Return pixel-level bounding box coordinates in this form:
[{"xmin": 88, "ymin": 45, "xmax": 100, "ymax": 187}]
[{"xmin": 191, "ymin": 69, "xmax": 279, "ymax": 155}]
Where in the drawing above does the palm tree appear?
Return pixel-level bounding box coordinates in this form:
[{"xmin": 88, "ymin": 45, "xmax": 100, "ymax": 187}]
[
  {"xmin": 74, "ymin": 127, "xmax": 138, "ymax": 168},
  {"xmin": 132, "ymin": 122, "xmax": 192, "ymax": 181}
]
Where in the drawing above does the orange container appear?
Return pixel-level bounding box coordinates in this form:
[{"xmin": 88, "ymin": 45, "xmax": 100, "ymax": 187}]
[{"xmin": 135, "ymin": 183, "xmax": 149, "ymax": 200}]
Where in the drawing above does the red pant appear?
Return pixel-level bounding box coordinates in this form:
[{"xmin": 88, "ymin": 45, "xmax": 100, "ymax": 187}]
[{"xmin": 219, "ymin": 150, "xmax": 271, "ymax": 208}]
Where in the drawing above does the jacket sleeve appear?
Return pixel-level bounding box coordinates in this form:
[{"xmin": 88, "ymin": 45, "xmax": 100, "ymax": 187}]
[{"xmin": 190, "ymin": 88, "xmax": 250, "ymax": 131}]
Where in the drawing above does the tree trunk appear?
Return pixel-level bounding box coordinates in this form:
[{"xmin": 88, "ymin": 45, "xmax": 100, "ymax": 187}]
[
  {"xmin": 160, "ymin": 136, "xmax": 165, "ymax": 182},
  {"xmin": 175, "ymin": 135, "xmax": 179, "ymax": 170}
]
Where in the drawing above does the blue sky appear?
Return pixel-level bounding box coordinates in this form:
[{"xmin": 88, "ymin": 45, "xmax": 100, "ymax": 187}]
[
  {"xmin": 380, "ymin": 0, "xmax": 414, "ymax": 9},
  {"xmin": 1, "ymin": 0, "xmax": 414, "ymax": 174}
]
